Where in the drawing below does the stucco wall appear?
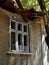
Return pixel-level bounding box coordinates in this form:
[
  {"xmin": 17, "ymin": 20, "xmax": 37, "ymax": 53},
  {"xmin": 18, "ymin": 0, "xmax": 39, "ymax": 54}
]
[
  {"xmin": 0, "ymin": 13, "xmax": 9, "ymax": 65},
  {"xmin": 7, "ymin": 16, "xmax": 42, "ymax": 65},
  {"xmin": 0, "ymin": 13, "xmax": 45, "ymax": 65},
  {"xmin": 29, "ymin": 21, "xmax": 42, "ymax": 65}
]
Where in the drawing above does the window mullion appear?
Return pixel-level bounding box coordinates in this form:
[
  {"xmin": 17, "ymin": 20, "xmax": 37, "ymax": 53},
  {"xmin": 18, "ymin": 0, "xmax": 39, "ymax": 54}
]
[
  {"xmin": 22, "ymin": 24, "xmax": 24, "ymax": 52},
  {"xmin": 15, "ymin": 22, "xmax": 19, "ymax": 52},
  {"xmin": 27, "ymin": 24, "xmax": 30, "ymax": 52}
]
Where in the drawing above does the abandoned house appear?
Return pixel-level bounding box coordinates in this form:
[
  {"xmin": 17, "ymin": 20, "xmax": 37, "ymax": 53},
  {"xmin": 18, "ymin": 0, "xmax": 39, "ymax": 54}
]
[{"xmin": 0, "ymin": 0, "xmax": 49, "ymax": 65}]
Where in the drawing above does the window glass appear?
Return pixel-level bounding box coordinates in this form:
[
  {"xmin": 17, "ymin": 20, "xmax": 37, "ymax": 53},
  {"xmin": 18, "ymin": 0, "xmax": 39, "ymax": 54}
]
[
  {"xmin": 10, "ymin": 21, "xmax": 29, "ymax": 52},
  {"xmin": 24, "ymin": 25, "xmax": 27, "ymax": 32},
  {"xmin": 11, "ymin": 21, "xmax": 15, "ymax": 29},
  {"xmin": 18, "ymin": 23, "xmax": 22, "ymax": 31},
  {"xmin": 11, "ymin": 32, "xmax": 16, "ymax": 50},
  {"xmin": 18, "ymin": 34, "xmax": 22, "ymax": 45},
  {"xmin": 24, "ymin": 35, "xmax": 27, "ymax": 46}
]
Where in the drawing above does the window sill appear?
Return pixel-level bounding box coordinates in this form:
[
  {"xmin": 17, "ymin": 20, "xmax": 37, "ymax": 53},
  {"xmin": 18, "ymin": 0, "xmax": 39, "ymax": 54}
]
[{"xmin": 6, "ymin": 51, "xmax": 32, "ymax": 56}]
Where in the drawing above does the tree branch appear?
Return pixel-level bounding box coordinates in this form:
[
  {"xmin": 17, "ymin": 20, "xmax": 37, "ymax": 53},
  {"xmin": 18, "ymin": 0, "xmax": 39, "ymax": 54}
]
[
  {"xmin": 15, "ymin": 0, "xmax": 28, "ymax": 22},
  {"xmin": 38, "ymin": 0, "xmax": 46, "ymax": 11}
]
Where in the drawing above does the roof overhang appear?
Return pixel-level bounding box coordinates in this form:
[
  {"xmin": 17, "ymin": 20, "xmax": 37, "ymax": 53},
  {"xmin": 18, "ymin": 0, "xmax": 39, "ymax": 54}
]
[{"xmin": 0, "ymin": 7, "xmax": 14, "ymax": 17}]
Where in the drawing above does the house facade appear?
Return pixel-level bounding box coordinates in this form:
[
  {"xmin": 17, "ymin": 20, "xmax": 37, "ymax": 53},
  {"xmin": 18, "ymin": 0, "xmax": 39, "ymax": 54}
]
[{"xmin": 0, "ymin": 8, "xmax": 48, "ymax": 65}]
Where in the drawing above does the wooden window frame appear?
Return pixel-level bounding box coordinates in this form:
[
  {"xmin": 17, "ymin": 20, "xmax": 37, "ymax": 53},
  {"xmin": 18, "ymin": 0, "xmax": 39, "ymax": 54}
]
[{"xmin": 9, "ymin": 19, "xmax": 29, "ymax": 53}]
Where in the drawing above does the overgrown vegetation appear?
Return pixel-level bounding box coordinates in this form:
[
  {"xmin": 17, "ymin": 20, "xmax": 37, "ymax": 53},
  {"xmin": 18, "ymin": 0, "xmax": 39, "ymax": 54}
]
[{"xmin": 20, "ymin": 0, "xmax": 49, "ymax": 11}]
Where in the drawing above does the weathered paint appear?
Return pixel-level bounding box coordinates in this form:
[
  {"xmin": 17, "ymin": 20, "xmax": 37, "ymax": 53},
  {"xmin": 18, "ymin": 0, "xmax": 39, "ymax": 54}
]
[
  {"xmin": 0, "ymin": 13, "xmax": 9, "ymax": 65},
  {"xmin": 0, "ymin": 9, "xmax": 49, "ymax": 65}
]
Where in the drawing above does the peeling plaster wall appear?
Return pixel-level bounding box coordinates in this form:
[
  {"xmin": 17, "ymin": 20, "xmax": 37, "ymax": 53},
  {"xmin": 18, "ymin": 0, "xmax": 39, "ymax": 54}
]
[
  {"xmin": 41, "ymin": 21, "xmax": 48, "ymax": 65},
  {"xmin": 29, "ymin": 21, "xmax": 42, "ymax": 65},
  {"xmin": 0, "ymin": 13, "xmax": 48, "ymax": 65},
  {"xmin": 7, "ymin": 19, "xmax": 42, "ymax": 65}
]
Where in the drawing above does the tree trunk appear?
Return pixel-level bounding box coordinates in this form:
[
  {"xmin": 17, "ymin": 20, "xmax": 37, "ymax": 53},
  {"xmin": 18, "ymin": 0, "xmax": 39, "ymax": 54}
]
[
  {"xmin": 38, "ymin": 0, "xmax": 49, "ymax": 48},
  {"xmin": 15, "ymin": 0, "xmax": 28, "ymax": 22}
]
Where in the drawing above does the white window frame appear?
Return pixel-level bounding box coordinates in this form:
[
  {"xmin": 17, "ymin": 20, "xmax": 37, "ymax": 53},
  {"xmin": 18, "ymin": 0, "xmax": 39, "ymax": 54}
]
[
  {"xmin": 9, "ymin": 19, "xmax": 16, "ymax": 51},
  {"xmin": 9, "ymin": 19, "xmax": 29, "ymax": 53}
]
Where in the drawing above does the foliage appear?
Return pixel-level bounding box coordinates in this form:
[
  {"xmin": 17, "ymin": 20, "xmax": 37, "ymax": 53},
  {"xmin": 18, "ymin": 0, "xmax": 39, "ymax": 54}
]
[
  {"xmin": 20, "ymin": 0, "xmax": 49, "ymax": 11},
  {"xmin": 45, "ymin": 1, "xmax": 49, "ymax": 11}
]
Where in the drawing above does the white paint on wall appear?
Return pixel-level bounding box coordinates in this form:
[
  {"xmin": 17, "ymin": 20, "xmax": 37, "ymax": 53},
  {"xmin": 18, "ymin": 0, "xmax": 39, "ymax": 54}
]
[{"xmin": 42, "ymin": 34, "xmax": 48, "ymax": 65}]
